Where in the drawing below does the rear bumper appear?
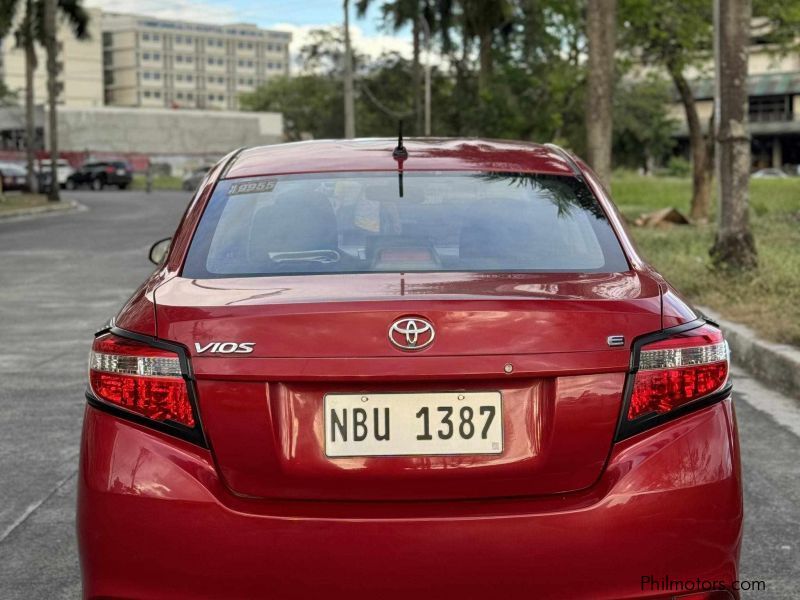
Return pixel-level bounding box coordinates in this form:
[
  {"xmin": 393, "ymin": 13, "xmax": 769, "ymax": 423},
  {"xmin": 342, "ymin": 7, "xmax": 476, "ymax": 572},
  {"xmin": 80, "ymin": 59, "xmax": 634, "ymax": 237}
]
[{"xmin": 78, "ymin": 398, "xmax": 742, "ymax": 600}]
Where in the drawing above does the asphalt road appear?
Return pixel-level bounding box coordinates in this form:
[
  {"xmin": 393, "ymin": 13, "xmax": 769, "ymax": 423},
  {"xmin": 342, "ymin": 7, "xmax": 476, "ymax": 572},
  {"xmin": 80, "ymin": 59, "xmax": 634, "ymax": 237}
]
[{"xmin": 0, "ymin": 190, "xmax": 798, "ymax": 599}]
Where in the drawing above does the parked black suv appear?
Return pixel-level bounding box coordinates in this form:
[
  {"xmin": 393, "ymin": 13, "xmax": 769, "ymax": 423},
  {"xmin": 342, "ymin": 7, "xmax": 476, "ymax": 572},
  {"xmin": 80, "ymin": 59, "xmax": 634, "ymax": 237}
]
[{"xmin": 66, "ymin": 161, "xmax": 133, "ymax": 190}]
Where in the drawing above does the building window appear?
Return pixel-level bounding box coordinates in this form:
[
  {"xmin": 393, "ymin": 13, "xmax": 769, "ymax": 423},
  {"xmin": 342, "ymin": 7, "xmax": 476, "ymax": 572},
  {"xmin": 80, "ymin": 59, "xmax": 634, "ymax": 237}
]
[
  {"xmin": 217, "ymin": 58, "xmax": 224, "ymax": 65},
  {"xmin": 186, "ymin": 56, "xmax": 193, "ymax": 63},
  {"xmin": 266, "ymin": 43, "xmax": 274, "ymax": 51},
  {"xmin": 208, "ymin": 93, "xmax": 214, "ymax": 101},
  {"xmin": 143, "ymin": 71, "xmax": 151, "ymax": 79},
  {"xmin": 153, "ymin": 52, "xmax": 161, "ymax": 60},
  {"xmin": 153, "ymin": 34, "xmax": 160, "ymax": 42},
  {"xmin": 143, "ymin": 52, "xmax": 151, "ymax": 60},
  {"xmin": 187, "ymin": 74, "xmax": 193, "ymax": 82},
  {"xmin": 186, "ymin": 36, "xmax": 192, "ymax": 44},
  {"xmin": 176, "ymin": 55, "xmax": 184, "ymax": 63},
  {"xmin": 177, "ymin": 92, "xmax": 184, "ymax": 99},
  {"xmin": 187, "ymin": 93, "xmax": 194, "ymax": 100},
  {"xmin": 749, "ymin": 95, "xmax": 792, "ymax": 123},
  {"xmin": 176, "ymin": 35, "xmax": 183, "ymax": 44},
  {"xmin": 274, "ymin": 62, "xmax": 282, "ymax": 70},
  {"xmin": 144, "ymin": 90, "xmax": 151, "ymax": 98},
  {"xmin": 267, "ymin": 62, "xmax": 273, "ymax": 69},
  {"xmin": 143, "ymin": 33, "xmax": 150, "ymax": 41},
  {"xmin": 218, "ymin": 94, "xmax": 224, "ymax": 101},
  {"xmin": 154, "ymin": 91, "xmax": 161, "ymax": 98},
  {"xmin": 207, "ymin": 57, "xmax": 214, "ymax": 65},
  {"xmin": 218, "ymin": 76, "xmax": 224, "ymax": 83},
  {"xmin": 176, "ymin": 73, "xmax": 183, "ymax": 81}
]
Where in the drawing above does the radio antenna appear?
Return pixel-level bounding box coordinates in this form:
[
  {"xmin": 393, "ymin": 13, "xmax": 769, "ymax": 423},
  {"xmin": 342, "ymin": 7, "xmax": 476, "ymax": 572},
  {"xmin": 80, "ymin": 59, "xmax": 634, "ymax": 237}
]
[
  {"xmin": 392, "ymin": 120, "xmax": 408, "ymax": 197},
  {"xmin": 392, "ymin": 120, "xmax": 408, "ymax": 160}
]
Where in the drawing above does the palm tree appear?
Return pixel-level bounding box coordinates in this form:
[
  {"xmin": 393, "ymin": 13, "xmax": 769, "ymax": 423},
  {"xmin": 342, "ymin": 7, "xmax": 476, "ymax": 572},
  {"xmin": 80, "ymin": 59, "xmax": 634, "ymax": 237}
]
[
  {"xmin": 459, "ymin": 0, "xmax": 514, "ymax": 93},
  {"xmin": 357, "ymin": 0, "xmax": 431, "ymax": 134},
  {"xmin": 0, "ymin": 0, "xmax": 89, "ymax": 197},
  {"xmin": 44, "ymin": 0, "xmax": 89, "ymax": 201}
]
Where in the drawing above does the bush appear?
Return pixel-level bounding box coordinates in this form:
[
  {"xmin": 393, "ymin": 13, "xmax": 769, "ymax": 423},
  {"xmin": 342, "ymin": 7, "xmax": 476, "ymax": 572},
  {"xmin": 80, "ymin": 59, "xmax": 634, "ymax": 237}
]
[{"xmin": 666, "ymin": 156, "xmax": 691, "ymax": 177}]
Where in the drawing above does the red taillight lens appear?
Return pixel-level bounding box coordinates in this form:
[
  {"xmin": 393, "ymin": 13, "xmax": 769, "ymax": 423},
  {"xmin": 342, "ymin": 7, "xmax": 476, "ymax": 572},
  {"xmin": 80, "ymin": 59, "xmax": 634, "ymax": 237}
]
[
  {"xmin": 89, "ymin": 333, "xmax": 195, "ymax": 427},
  {"xmin": 627, "ymin": 324, "xmax": 729, "ymax": 421},
  {"xmin": 105, "ymin": 165, "xmax": 115, "ymax": 173}
]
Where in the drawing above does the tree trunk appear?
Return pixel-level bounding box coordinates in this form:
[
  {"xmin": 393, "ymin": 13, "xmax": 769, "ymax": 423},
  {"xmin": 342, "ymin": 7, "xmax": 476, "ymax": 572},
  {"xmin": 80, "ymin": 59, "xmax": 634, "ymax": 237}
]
[
  {"xmin": 711, "ymin": 0, "xmax": 756, "ymax": 269},
  {"xmin": 343, "ymin": 0, "xmax": 356, "ymax": 139},
  {"xmin": 478, "ymin": 28, "xmax": 493, "ymax": 93},
  {"xmin": 585, "ymin": 0, "xmax": 616, "ymax": 189},
  {"xmin": 670, "ymin": 66, "xmax": 710, "ymax": 222},
  {"xmin": 24, "ymin": 38, "xmax": 37, "ymax": 193},
  {"xmin": 44, "ymin": 0, "xmax": 59, "ymax": 201},
  {"xmin": 412, "ymin": 17, "xmax": 422, "ymax": 135}
]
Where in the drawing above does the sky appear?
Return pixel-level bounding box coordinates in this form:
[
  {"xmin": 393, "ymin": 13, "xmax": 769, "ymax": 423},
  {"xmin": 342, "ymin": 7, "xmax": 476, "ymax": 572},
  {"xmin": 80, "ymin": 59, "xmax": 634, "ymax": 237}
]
[{"xmin": 85, "ymin": 0, "xmax": 414, "ymax": 63}]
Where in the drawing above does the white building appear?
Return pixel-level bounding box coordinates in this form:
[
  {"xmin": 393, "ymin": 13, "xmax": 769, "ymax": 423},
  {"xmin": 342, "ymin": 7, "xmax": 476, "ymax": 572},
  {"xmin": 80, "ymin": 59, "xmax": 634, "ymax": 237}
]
[
  {"xmin": 101, "ymin": 13, "xmax": 292, "ymax": 111},
  {"xmin": 0, "ymin": 7, "xmax": 104, "ymax": 108}
]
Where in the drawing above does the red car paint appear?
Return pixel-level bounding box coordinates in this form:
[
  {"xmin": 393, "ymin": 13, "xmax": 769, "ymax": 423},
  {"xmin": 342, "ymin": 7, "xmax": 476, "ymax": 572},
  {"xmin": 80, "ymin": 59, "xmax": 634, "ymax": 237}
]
[{"xmin": 78, "ymin": 139, "xmax": 742, "ymax": 599}]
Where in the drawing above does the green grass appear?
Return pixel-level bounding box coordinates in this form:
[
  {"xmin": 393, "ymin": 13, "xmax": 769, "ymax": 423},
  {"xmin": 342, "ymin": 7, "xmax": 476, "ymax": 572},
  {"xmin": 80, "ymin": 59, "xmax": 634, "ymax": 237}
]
[
  {"xmin": 611, "ymin": 173, "xmax": 800, "ymax": 346},
  {"xmin": 0, "ymin": 193, "xmax": 49, "ymax": 213},
  {"xmin": 131, "ymin": 174, "xmax": 184, "ymax": 191}
]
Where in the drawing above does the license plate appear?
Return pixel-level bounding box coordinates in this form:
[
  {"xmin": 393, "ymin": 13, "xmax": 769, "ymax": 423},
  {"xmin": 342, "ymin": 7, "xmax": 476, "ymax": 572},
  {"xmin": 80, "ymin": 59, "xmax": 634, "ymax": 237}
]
[
  {"xmin": 116, "ymin": 169, "xmax": 126, "ymax": 175},
  {"xmin": 324, "ymin": 392, "xmax": 503, "ymax": 457}
]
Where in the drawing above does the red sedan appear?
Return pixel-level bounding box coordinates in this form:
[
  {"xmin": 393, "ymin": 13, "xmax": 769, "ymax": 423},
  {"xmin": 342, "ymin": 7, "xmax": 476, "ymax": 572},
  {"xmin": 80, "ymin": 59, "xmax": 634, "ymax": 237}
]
[{"xmin": 78, "ymin": 139, "xmax": 742, "ymax": 600}]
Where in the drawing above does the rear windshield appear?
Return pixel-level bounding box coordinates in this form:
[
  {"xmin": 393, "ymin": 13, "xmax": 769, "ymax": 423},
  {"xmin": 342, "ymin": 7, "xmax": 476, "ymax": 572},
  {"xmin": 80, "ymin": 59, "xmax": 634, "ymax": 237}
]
[{"xmin": 183, "ymin": 171, "xmax": 629, "ymax": 278}]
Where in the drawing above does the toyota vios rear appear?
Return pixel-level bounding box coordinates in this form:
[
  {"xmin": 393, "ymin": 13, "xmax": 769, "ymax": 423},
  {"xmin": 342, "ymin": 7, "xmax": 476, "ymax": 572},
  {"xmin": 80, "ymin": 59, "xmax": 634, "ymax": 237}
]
[{"xmin": 78, "ymin": 140, "xmax": 742, "ymax": 600}]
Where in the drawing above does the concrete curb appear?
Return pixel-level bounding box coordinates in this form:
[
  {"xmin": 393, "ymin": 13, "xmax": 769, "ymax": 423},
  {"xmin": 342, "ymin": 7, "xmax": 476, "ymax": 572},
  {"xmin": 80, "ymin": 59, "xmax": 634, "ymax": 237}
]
[
  {"xmin": 0, "ymin": 199, "xmax": 85, "ymax": 221},
  {"xmin": 699, "ymin": 305, "xmax": 800, "ymax": 400}
]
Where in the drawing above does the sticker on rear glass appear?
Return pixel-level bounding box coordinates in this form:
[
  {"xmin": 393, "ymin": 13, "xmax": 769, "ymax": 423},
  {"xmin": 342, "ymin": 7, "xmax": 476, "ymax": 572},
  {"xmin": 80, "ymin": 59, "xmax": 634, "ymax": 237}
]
[{"xmin": 229, "ymin": 179, "xmax": 276, "ymax": 195}]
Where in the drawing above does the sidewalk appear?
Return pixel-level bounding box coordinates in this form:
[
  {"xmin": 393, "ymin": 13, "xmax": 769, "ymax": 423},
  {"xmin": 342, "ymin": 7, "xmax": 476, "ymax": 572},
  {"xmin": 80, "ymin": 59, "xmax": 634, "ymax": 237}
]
[
  {"xmin": 701, "ymin": 306, "xmax": 800, "ymax": 401},
  {"xmin": 0, "ymin": 198, "xmax": 84, "ymax": 221}
]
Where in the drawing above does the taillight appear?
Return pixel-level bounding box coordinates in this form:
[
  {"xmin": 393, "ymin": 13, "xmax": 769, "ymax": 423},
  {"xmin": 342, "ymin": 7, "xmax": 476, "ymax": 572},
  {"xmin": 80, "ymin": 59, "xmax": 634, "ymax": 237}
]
[
  {"xmin": 105, "ymin": 165, "xmax": 115, "ymax": 173},
  {"xmin": 88, "ymin": 333, "xmax": 196, "ymax": 428},
  {"xmin": 621, "ymin": 323, "xmax": 730, "ymax": 437}
]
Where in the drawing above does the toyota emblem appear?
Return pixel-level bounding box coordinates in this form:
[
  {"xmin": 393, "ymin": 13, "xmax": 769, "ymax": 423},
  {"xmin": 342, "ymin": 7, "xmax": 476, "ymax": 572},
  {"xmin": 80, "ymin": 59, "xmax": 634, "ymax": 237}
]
[{"xmin": 388, "ymin": 317, "xmax": 435, "ymax": 351}]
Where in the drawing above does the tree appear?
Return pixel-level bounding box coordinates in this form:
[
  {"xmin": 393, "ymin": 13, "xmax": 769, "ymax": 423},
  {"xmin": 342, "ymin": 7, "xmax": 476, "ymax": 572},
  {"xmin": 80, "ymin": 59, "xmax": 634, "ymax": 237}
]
[
  {"xmin": 0, "ymin": 0, "xmax": 89, "ymax": 197},
  {"xmin": 711, "ymin": 0, "xmax": 757, "ymax": 269},
  {"xmin": 44, "ymin": 0, "xmax": 89, "ymax": 201},
  {"xmin": 585, "ymin": 0, "xmax": 617, "ymax": 188},
  {"xmin": 356, "ymin": 0, "xmax": 432, "ymax": 134},
  {"xmin": 240, "ymin": 74, "xmax": 343, "ymax": 140},
  {"xmin": 612, "ymin": 76, "xmax": 676, "ymax": 172},
  {"xmin": 459, "ymin": 0, "xmax": 514, "ymax": 93},
  {"xmin": 620, "ymin": 0, "xmax": 714, "ymax": 221}
]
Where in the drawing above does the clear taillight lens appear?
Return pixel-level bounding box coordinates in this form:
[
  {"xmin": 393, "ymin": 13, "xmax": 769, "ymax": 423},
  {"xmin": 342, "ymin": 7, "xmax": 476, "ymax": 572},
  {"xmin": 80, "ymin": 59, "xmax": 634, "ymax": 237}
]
[
  {"xmin": 627, "ymin": 324, "xmax": 729, "ymax": 421},
  {"xmin": 89, "ymin": 333, "xmax": 195, "ymax": 427}
]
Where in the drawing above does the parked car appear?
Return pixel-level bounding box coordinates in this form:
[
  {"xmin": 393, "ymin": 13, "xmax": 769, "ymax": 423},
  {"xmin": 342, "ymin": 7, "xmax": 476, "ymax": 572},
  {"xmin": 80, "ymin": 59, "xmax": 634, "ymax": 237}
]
[
  {"xmin": 181, "ymin": 165, "xmax": 212, "ymax": 191},
  {"xmin": 0, "ymin": 162, "xmax": 29, "ymax": 192},
  {"xmin": 752, "ymin": 167, "xmax": 789, "ymax": 178},
  {"xmin": 66, "ymin": 161, "xmax": 132, "ymax": 190},
  {"xmin": 79, "ymin": 140, "xmax": 740, "ymax": 599}
]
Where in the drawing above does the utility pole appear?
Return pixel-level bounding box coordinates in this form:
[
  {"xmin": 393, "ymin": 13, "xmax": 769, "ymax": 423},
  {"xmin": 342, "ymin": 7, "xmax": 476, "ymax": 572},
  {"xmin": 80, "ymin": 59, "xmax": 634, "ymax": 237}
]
[
  {"xmin": 44, "ymin": 0, "xmax": 59, "ymax": 201},
  {"xmin": 343, "ymin": 0, "xmax": 356, "ymax": 139},
  {"xmin": 419, "ymin": 15, "xmax": 432, "ymax": 136},
  {"xmin": 711, "ymin": 0, "xmax": 757, "ymax": 269}
]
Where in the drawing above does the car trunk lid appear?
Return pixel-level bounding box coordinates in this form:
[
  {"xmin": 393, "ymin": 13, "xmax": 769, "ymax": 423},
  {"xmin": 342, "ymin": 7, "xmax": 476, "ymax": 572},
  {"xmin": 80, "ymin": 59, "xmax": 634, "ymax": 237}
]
[{"xmin": 155, "ymin": 271, "xmax": 662, "ymax": 500}]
